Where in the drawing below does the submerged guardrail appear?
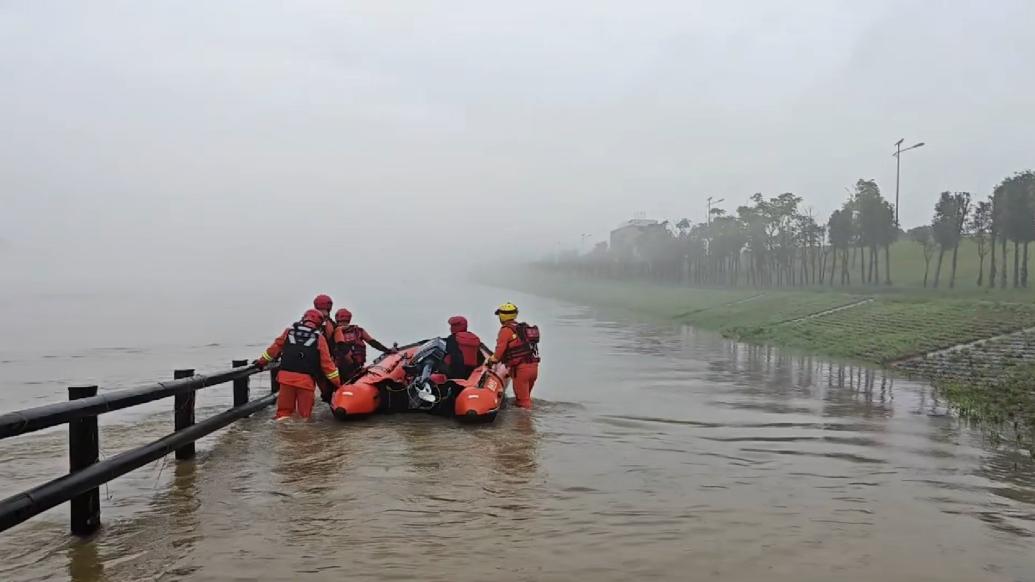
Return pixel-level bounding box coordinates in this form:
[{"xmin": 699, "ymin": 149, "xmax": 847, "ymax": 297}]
[{"xmin": 0, "ymin": 360, "xmax": 281, "ymax": 536}]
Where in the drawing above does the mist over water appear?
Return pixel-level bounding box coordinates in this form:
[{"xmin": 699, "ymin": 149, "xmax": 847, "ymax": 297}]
[
  {"xmin": 3, "ymin": 1, "xmax": 1035, "ymax": 263},
  {"xmin": 3, "ymin": 1, "xmax": 1035, "ymax": 580}
]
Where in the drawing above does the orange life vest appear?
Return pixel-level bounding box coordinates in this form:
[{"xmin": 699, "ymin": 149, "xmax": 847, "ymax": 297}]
[{"xmin": 335, "ymin": 325, "xmax": 367, "ymax": 368}]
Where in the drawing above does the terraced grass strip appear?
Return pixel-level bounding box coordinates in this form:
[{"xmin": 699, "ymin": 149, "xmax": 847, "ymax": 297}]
[
  {"xmin": 743, "ymin": 299, "xmax": 1035, "ymax": 364},
  {"xmin": 777, "ymin": 298, "xmax": 875, "ymax": 325},
  {"xmin": 674, "ymin": 293, "xmax": 766, "ymax": 319},
  {"xmin": 691, "ymin": 292, "xmax": 869, "ymax": 331}
]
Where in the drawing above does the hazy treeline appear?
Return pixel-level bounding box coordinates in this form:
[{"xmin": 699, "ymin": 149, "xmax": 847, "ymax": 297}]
[
  {"xmin": 907, "ymin": 171, "xmax": 1035, "ymax": 289},
  {"xmin": 541, "ymin": 170, "xmax": 1035, "ymax": 289}
]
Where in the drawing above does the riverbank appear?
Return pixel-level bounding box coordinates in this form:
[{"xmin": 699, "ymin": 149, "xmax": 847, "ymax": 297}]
[{"xmin": 519, "ymin": 271, "xmax": 1035, "ymax": 452}]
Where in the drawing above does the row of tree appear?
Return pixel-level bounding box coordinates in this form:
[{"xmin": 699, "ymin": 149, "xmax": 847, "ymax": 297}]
[
  {"xmin": 543, "ymin": 170, "xmax": 1035, "ymax": 289},
  {"xmin": 907, "ymin": 171, "xmax": 1035, "ymax": 288}
]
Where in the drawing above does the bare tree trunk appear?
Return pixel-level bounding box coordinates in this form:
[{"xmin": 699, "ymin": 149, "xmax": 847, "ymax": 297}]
[
  {"xmin": 859, "ymin": 246, "xmax": 866, "ymax": 286},
  {"xmin": 989, "ymin": 233, "xmax": 997, "ymax": 287},
  {"xmin": 829, "ymin": 249, "xmax": 837, "ymax": 287},
  {"xmin": 812, "ymin": 246, "xmax": 818, "ymax": 285},
  {"xmin": 977, "ymin": 252, "xmax": 985, "ymax": 287},
  {"xmin": 866, "ymin": 247, "xmax": 873, "ymax": 284},
  {"xmin": 819, "ymin": 247, "xmax": 827, "ymax": 285},
  {"xmin": 801, "ymin": 246, "xmax": 808, "ymax": 286},
  {"xmin": 933, "ymin": 248, "xmax": 945, "ymax": 288},
  {"xmin": 884, "ymin": 244, "xmax": 892, "ymax": 286},
  {"xmin": 871, "ymin": 245, "xmax": 879, "ymax": 285},
  {"xmin": 1001, "ymin": 237, "xmax": 1009, "ymax": 289},
  {"xmin": 1023, "ymin": 242, "xmax": 1030, "ymax": 288},
  {"xmin": 922, "ymin": 258, "xmax": 930, "ymax": 288},
  {"xmin": 949, "ymin": 243, "xmax": 960, "ymax": 288},
  {"xmin": 1013, "ymin": 240, "xmax": 1020, "ymax": 288}
]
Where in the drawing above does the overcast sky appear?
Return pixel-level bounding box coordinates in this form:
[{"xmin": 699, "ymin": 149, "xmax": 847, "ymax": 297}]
[{"xmin": 2, "ymin": 0, "xmax": 1033, "ymax": 290}]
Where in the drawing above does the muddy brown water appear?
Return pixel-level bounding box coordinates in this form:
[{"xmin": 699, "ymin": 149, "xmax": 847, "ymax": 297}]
[{"xmin": 1, "ymin": 286, "xmax": 1034, "ymax": 581}]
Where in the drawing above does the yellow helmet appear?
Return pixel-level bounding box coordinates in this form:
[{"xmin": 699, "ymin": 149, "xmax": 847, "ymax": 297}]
[{"xmin": 495, "ymin": 302, "xmax": 518, "ymax": 322}]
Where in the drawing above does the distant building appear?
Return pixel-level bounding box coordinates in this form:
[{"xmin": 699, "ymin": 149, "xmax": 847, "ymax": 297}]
[{"xmin": 610, "ymin": 218, "xmax": 660, "ymax": 260}]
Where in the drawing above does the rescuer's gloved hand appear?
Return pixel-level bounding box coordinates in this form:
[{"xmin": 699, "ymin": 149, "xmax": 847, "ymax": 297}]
[{"xmin": 252, "ymin": 359, "xmax": 266, "ymax": 370}]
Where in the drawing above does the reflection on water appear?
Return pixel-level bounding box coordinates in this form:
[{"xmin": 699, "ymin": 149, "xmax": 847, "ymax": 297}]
[
  {"xmin": 1, "ymin": 303, "xmax": 1034, "ymax": 581},
  {"xmin": 66, "ymin": 540, "xmax": 102, "ymax": 582}
]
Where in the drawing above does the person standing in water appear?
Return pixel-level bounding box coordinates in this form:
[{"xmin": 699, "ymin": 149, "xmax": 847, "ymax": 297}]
[
  {"xmin": 256, "ymin": 309, "xmax": 341, "ymax": 420},
  {"xmin": 486, "ymin": 302, "xmax": 540, "ymax": 409},
  {"xmin": 312, "ymin": 293, "xmax": 336, "ymax": 344}
]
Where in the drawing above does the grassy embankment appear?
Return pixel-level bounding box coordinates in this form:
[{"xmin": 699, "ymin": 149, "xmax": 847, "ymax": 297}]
[
  {"xmin": 523, "ymin": 239, "xmax": 1035, "ymax": 450},
  {"xmin": 525, "ymin": 271, "xmax": 1035, "ymax": 362}
]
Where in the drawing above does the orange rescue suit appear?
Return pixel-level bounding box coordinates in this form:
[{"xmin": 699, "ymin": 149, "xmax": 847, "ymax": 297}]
[
  {"xmin": 333, "ymin": 324, "xmax": 374, "ymax": 368},
  {"xmin": 259, "ymin": 325, "xmax": 341, "ymax": 419},
  {"xmin": 493, "ymin": 322, "xmax": 540, "ymax": 409}
]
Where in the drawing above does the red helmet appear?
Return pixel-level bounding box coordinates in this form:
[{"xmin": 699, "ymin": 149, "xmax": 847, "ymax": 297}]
[
  {"xmin": 335, "ymin": 308, "xmax": 353, "ymax": 324},
  {"xmin": 448, "ymin": 315, "xmax": 468, "ymax": 333},
  {"xmin": 313, "ymin": 294, "xmax": 333, "ymax": 311},
  {"xmin": 301, "ymin": 309, "xmax": 324, "ymax": 327}
]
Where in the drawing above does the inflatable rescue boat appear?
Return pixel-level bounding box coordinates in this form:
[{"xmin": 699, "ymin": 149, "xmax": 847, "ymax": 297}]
[{"xmin": 329, "ymin": 338, "xmax": 509, "ymax": 423}]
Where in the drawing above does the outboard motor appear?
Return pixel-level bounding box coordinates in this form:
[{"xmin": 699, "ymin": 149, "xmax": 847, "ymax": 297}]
[{"xmin": 404, "ymin": 338, "xmax": 448, "ymax": 409}]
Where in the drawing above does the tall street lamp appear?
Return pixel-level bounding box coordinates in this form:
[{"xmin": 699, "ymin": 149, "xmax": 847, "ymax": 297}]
[
  {"xmin": 893, "ymin": 138, "xmax": 925, "ymax": 227},
  {"xmin": 706, "ymin": 196, "xmax": 725, "ymax": 225}
]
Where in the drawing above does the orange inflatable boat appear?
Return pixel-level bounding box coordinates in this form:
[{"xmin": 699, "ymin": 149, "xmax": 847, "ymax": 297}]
[{"xmin": 329, "ymin": 338, "xmax": 509, "ymax": 423}]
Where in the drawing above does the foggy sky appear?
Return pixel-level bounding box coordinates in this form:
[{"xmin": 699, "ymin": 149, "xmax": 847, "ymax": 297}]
[{"xmin": 2, "ymin": 0, "xmax": 1034, "ymax": 292}]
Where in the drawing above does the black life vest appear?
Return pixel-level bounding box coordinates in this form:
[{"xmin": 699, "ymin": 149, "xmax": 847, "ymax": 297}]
[
  {"xmin": 335, "ymin": 325, "xmax": 367, "ymax": 368},
  {"xmin": 504, "ymin": 323, "xmax": 541, "ymax": 367},
  {"xmin": 280, "ymin": 324, "xmax": 322, "ymax": 377}
]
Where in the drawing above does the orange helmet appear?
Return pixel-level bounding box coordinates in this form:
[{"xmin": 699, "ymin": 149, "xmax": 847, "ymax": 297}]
[
  {"xmin": 448, "ymin": 315, "xmax": 468, "ymax": 333},
  {"xmin": 335, "ymin": 308, "xmax": 353, "ymax": 324},
  {"xmin": 301, "ymin": 309, "xmax": 324, "ymax": 327},
  {"xmin": 313, "ymin": 294, "xmax": 333, "ymax": 311}
]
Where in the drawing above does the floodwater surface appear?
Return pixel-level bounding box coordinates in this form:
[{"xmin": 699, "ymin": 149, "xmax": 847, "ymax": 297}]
[{"xmin": 1, "ymin": 285, "xmax": 1033, "ymax": 581}]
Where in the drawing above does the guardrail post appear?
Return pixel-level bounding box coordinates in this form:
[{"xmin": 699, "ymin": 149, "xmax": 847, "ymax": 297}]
[
  {"xmin": 232, "ymin": 360, "xmax": 249, "ymax": 407},
  {"xmin": 270, "ymin": 369, "xmax": 280, "ymax": 394},
  {"xmin": 173, "ymin": 369, "xmax": 196, "ymax": 460},
  {"xmin": 68, "ymin": 385, "xmax": 100, "ymax": 536}
]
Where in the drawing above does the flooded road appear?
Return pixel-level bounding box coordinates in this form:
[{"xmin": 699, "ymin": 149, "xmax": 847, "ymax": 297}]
[{"xmin": 1, "ymin": 286, "xmax": 1034, "ymax": 581}]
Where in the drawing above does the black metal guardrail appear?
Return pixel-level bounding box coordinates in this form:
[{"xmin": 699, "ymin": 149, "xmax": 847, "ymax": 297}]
[{"xmin": 0, "ymin": 360, "xmax": 282, "ymax": 536}]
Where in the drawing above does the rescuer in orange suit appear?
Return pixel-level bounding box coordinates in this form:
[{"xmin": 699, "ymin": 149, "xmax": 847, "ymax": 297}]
[
  {"xmin": 331, "ymin": 308, "xmax": 394, "ymax": 386},
  {"xmin": 443, "ymin": 315, "xmax": 483, "ymax": 379},
  {"xmin": 255, "ymin": 309, "xmax": 341, "ymax": 420},
  {"xmin": 313, "ymin": 293, "xmax": 336, "ymax": 343},
  {"xmin": 486, "ymin": 303, "xmax": 541, "ymax": 409}
]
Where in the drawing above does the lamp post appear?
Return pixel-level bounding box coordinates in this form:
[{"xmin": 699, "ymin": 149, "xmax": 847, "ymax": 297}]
[
  {"xmin": 706, "ymin": 196, "xmax": 725, "ymax": 225},
  {"xmin": 893, "ymin": 139, "xmax": 925, "ymax": 226},
  {"xmin": 580, "ymin": 233, "xmax": 592, "ymax": 254}
]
